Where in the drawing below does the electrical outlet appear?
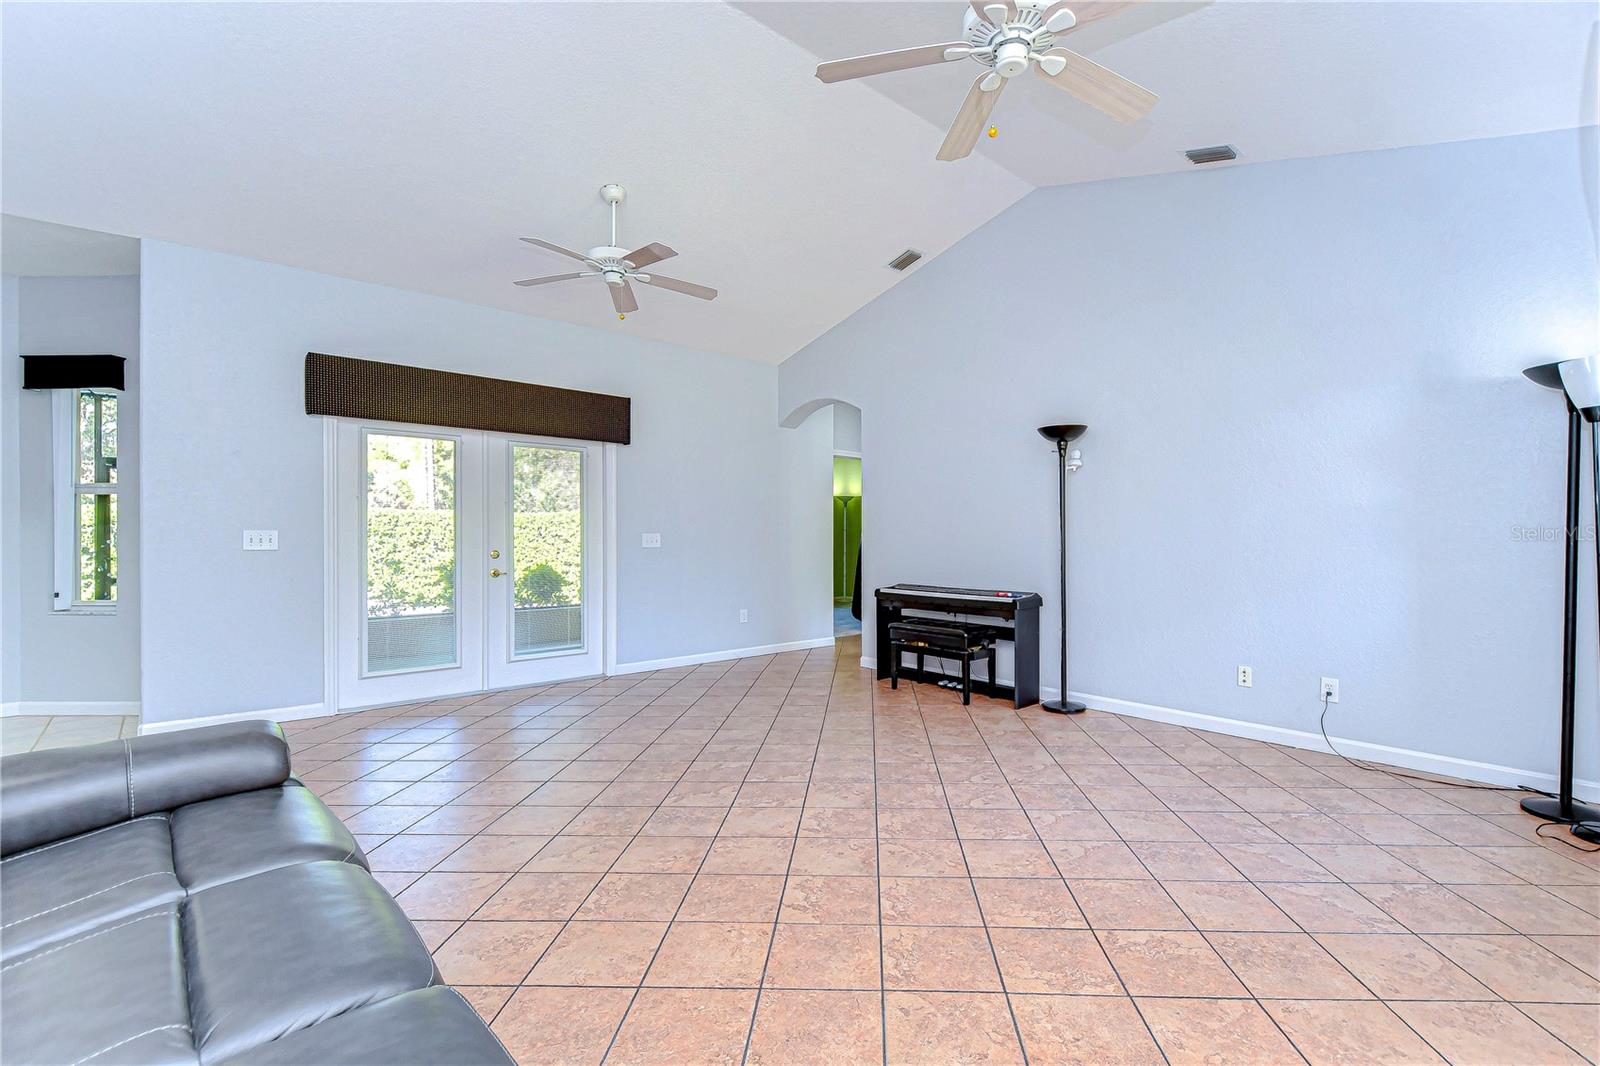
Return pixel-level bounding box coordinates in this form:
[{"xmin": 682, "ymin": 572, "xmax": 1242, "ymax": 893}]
[
  {"xmin": 243, "ymin": 530, "xmax": 278, "ymax": 551},
  {"xmin": 641, "ymin": 532, "xmax": 662, "ymax": 549},
  {"xmin": 739, "ymin": 608, "xmax": 748, "ymax": 623},
  {"xmin": 1236, "ymin": 665, "xmax": 1253, "ymax": 688},
  {"xmin": 1320, "ymin": 677, "xmax": 1339, "ymax": 703}
]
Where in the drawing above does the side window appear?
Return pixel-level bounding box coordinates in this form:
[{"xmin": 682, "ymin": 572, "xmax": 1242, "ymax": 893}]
[{"xmin": 53, "ymin": 388, "xmax": 119, "ymax": 610}]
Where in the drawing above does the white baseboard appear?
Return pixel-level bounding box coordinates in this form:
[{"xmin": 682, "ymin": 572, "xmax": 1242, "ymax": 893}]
[
  {"xmin": 2, "ymin": 700, "xmax": 141, "ymax": 717},
  {"xmin": 850, "ymin": 663, "xmax": 1585, "ymax": 793},
  {"xmin": 139, "ymin": 702, "xmax": 329, "ymax": 735},
  {"xmin": 1068, "ymin": 689, "xmax": 1600, "ymax": 796},
  {"xmin": 613, "ymin": 637, "xmax": 835, "ymax": 676}
]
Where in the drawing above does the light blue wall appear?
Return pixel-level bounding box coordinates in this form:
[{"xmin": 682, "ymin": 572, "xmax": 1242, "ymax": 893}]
[
  {"xmin": 140, "ymin": 241, "xmax": 830, "ymax": 725},
  {"xmin": 781, "ymin": 128, "xmax": 1600, "ymax": 785}
]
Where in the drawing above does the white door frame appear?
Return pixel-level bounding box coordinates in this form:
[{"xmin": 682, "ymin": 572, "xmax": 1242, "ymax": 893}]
[{"xmin": 321, "ymin": 417, "xmax": 618, "ymax": 715}]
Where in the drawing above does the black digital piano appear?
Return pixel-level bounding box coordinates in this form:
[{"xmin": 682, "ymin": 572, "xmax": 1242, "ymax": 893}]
[{"xmin": 874, "ymin": 584, "xmax": 1042, "ymax": 708}]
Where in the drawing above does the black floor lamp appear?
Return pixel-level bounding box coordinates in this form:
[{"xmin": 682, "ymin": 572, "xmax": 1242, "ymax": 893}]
[
  {"xmin": 1039, "ymin": 424, "xmax": 1087, "ymax": 714},
  {"xmin": 1522, "ymin": 356, "xmax": 1600, "ymax": 844}
]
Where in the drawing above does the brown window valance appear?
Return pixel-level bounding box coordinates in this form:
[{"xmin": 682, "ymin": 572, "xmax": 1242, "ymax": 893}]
[{"xmin": 304, "ymin": 352, "xmax": 630, "ymax": 445}]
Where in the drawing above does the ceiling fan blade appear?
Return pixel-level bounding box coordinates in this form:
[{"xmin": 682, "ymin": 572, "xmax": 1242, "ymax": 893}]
[
  {"xmin": 1041, "ymin": 1, "xmax": 1138, "ymax": 35},
  {"xmin": 936, "ymin": 73, "xmax": 1006, "ymax": 162},
  {"xmin": 638, "ymin": 274, "xmax": 717, "ymax": 301},
  {"xmin": 513, "ymin": 272, "xmax": 592, "ymax": 287},
  {"xmin": 610, "ymin": 281, "xmax": 639, "ymax": 315},
  {"xmin": 816, "ymin": 42, "xmax": 969, "ymax": 83},
  {"xmin": 520, "ymin": 236, "xmax": 595, "ymax": 264},
  {"xmin": 1036, "ymin": 48, "xmax": 1157, "ymax": 122},
  {"xmin": 622, "ymin": 242, "xmax": 677, "ymax": 269},
  {"xmin": 969, "ymin": 0, "xmax": 1017, "ymax": 26}
]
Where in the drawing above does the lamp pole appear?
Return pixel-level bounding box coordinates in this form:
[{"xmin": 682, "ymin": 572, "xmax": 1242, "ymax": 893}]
[
  {"xmin": 1521, "ymin": 358, "xmax": 1600, "ymax": 843},
  {"xmin": 1038, "ymin": 424, "xmax": 1087, "ymax": 714}
]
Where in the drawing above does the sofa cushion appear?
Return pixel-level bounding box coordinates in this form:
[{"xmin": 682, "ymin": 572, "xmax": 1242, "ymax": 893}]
[
  {"xmin": 222, "ymin": 986, "xmax": 514, "ymax": 1066},
  {"xmin": 184, "ymin": 861, "xmax": 439, "ymax": 1063},
  {"xmin": 0, "ymin": 722, "xmax": 291, "ymax": 857},
  {"xmin": 171, "ymin": 784, "xmax": 366, "ymax": 892},
  {"xmin": 0, "ymin": 815, "xmax": 184, "ymax": 961},
  {"xmin": 0, "ymin": 904, "xmax": 197, "ymax": 1066}
]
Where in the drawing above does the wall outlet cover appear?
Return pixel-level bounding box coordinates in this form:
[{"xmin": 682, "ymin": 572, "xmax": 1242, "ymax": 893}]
[
  {"xmin": 1236, "ymin": 665, "xmax": 1253, "ymax": 688},
  {"xmin": 641, "ymin": 532, "xmax": 662, "ymax": 549},
  {"xmin": 1321, "ymin": 677, "xmax": 1340, "ymax": 703},
  {"xmin": 739, "ymin": 609, "xmax": 749, "ymax": 623}
]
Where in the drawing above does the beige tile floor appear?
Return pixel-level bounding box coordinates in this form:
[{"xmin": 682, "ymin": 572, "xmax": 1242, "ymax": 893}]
[
  {"xmin": 0, "ymin": 713, "xmax": 138, "ymax": 754},
  {"xmin": 282, "ymin": 638, "xmax": 1595, "ymax": 1063}
]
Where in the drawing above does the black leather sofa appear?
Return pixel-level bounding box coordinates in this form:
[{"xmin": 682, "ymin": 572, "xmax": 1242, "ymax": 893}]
[{"xmin": 0, "ymin": 720, "xmax": 514, "ymax": 1065}]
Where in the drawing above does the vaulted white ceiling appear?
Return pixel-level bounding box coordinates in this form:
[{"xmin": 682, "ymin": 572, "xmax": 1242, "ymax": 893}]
[{"xmin": 2, "ymin": 2, "xmax": 1591, "ymax": 363}]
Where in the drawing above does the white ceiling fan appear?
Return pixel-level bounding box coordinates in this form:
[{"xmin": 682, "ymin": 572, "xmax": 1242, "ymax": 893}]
[
  {"xmin": 516, "ymin": 184, "xmax": 718, "ymax": 318},
  {"xmin": 816, "ymin": 1, "xmax": 1158, "ymax": 161}
]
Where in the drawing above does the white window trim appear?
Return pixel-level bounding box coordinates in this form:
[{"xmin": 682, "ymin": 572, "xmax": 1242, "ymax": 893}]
[{"xmin": 53, "ymin": 389, "xmax": 118, "ymax": 614}]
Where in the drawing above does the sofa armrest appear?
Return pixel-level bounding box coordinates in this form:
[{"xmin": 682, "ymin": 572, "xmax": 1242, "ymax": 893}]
[{"xmin": 0, "ymin": 720, "xmax": 291, "ymax": 856}]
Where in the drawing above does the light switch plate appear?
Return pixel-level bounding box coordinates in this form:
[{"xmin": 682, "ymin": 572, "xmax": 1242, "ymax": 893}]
[
  {"xmin": 243, "ymin": 530, "xmax": 278, "ymax": 551},
  {"xmin": 641, "ymin": 533, "xmax": 662, "ymax": 549}
]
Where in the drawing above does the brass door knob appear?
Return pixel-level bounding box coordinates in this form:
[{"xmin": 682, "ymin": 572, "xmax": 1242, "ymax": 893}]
[
  {"xmin": 489, "ymin": 549, "xmax": 500, "ymax": 559},
  {"xmin": 490, "ymin": 568, "xmax": 504, "ymax": 578}
]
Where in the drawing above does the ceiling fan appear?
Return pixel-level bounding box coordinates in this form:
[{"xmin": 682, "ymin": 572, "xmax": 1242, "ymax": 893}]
[
  {"xmin": 516, "ymin": 184, "xmax": 718, "ymax": 318},
  {"xmin": 816, "ymin": 1, "xmax": 1158, "ymax": 161}
]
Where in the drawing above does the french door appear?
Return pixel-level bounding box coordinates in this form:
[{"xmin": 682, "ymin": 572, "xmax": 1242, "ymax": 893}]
[{"xmin": 334, "ymin": 420, "xmax": 606, "ymax": 710}]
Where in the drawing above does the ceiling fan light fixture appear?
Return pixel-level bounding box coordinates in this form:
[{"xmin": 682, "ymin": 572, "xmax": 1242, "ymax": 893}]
[{"xmin": 994, "ymin": 40, "xmax": 1030, "ymax": 76}]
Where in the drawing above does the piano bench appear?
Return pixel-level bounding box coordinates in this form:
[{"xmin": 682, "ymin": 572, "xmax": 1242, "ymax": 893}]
[{"xmin": 886, "ymin": 621, "xmax": 997, "ymax": 706}]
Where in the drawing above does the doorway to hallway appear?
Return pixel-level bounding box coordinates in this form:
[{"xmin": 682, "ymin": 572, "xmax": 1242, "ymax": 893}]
[{"xmin": 833, "ymin": 453, "xmax": 861, "ymax": 638}]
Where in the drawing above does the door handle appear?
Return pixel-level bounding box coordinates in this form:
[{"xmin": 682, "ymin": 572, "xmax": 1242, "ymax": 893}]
[
  {"xmin": 490, "ymin": 569, "xmax": 504, "ymax": 578},
  {"xmin": 490, "ymin": 549, "xmax": 500, "ymax": 559}
]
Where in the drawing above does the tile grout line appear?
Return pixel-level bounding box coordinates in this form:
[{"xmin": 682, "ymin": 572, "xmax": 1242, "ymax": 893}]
[
  {"xmin": 734, "ymin": 647, "xmax": 840, "ymax": 1066},
  {"xmin": 580, "ymin": 652, "xmax": 808, "ymax": 1064},
  {"xmin": 955, "ymin": 688, "xmax": 1170, "ymax": 1066},
  {"xmin": 1002, "ymin": 694, "xmax": 1434, "ymax": 1062},
  {"xmin": 914, "ymin": 683, "xmax": 1036, "ymax": 1066},
  {"xmin": 870, "ymin": 654, "xmax": 890, "ymax": 1066}
]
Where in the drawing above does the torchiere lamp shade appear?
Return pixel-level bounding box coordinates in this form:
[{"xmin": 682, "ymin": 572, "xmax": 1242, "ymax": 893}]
[
  {"xmin": 1525, "ymin": 356, "xmax": 1600, "ymax": 421},
  {"xmin": 1559, "ymin": 357, "xmax": 1600, "ymax": 421},
  {"xmin": 1038, "ymin": 424, "xmax": 1088, "ymax": 445}
]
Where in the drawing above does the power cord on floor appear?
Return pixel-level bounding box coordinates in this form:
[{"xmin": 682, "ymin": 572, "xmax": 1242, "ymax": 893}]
[
  {"xmin": 1315, "ymin": 695, "xmax": 1600, "ymax": 850},
  {"xmin": 1316, "ymin": 693, "xmax": 1527, "ymax": 793},
  {"xmin": 1535, "ymin": 820, "xmax": 1600, "ymax": 853}
]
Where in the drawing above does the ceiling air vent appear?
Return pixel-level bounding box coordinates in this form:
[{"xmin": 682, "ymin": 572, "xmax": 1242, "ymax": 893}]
[
  {"xmin": 1185, "ymin": 145, "xmax": 1238, "ymax": 165},
  {"xmin": 887, "ymin": 249, "xmax": 923, "ymax": 271}
]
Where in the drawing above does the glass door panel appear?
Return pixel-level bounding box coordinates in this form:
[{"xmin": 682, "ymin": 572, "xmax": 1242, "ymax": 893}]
[
  {"xmin": 486, "ymin": 436, "xmax": 604, "ymax": 688},
  {"xmin": 335, "ymin": 422, "xmax": 485, "ymax": 708},
  {"xmin": 510, "ymin": 444, "xmax": 584, "ymax": 657},
  {"xmin": 364, "ymin": 432, "xmax": 459, "ymax": 674}
]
